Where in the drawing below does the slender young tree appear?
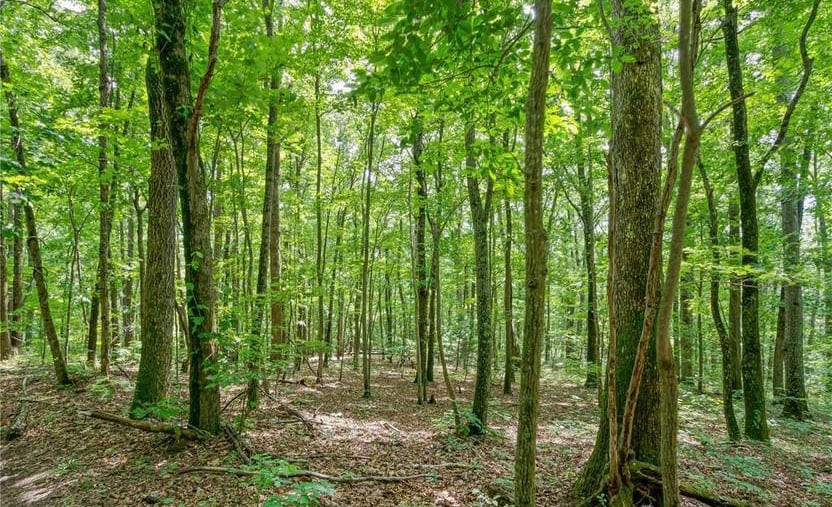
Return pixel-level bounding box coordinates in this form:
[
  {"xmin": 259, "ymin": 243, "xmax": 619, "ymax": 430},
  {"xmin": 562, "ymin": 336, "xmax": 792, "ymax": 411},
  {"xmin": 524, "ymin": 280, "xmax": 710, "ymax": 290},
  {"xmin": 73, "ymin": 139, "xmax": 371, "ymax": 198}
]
[
  {"xmin": 96, "ymin": 0, "xmax": 113, "ymax": 375},
  {"xmin": 514, "ymin": 0, "xmax": 552, "ymax": 502},
  {"xmin": 0, "ymin": 50, "xmax": 70, "ymax": 386}
]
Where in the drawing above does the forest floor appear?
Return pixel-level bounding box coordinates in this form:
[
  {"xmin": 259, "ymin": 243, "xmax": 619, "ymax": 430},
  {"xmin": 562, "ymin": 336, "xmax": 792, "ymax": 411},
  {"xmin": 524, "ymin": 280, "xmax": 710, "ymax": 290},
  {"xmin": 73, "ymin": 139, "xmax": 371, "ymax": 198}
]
[{"xmin": 1, "ymin": 357, "xmax": 831, "ymax": 507}]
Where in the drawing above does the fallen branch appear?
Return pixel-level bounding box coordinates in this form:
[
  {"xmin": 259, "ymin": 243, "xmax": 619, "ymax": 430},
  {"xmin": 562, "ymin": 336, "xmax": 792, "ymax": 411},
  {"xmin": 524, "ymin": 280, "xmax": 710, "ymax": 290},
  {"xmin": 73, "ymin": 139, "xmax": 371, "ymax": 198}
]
[
  {"xmin": 78, "ymin": 409, "xmax": 208, "ymax": 441},
  {"xmin": 223, "ymin": 423, "xmax": 253, "ymax": 464},
  {"xmin": 258, "ymin": 386, "xmax": 316, "ymax": 437},
  {"xmin": 176, "ymin": 465, "xmax": 449, "ymax": 484}
]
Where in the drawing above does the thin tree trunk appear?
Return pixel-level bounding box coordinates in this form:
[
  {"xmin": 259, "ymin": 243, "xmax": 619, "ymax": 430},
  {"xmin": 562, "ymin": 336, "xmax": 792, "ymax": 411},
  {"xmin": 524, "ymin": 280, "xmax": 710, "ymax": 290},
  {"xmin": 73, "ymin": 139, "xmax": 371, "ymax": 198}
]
[
  {"xmin": 96, "ymin": 0, "xmax": 113, "ymax": 375},
  {"xmin": 0, "ymin": 184, "xmax": 10, "ymax": 360},
  {"xmin": 513, "ymin": 1, "xmax": 552, "ymax": 502},
  {"xmin": 698, "ymin": 159, "xmax": 741, "ymax": 440},
  {"xmin": 502, "ymin": 198, "xmax": 514, "ymax": 395},
  {"xmin": 466, "ymin": 123, "xmax": 494, "ymax": 434},
  {"xmin": 0, "ymin": 50, "xmax": 70, "ymax": 385}
]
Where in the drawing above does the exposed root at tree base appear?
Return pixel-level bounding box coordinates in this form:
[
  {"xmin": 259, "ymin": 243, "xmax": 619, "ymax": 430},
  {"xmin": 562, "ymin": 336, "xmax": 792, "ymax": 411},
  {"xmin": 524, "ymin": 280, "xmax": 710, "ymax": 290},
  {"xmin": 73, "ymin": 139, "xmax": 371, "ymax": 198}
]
[{"xmin": 576, "ymin": 461, "xmax": 751, "ymax": 507}]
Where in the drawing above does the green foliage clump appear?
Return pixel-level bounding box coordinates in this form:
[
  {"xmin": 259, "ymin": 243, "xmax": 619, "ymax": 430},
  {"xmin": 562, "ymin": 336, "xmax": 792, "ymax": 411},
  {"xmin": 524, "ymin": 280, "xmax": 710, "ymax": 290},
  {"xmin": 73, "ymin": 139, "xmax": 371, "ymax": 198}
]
[{"xmin": 245, "ymin": 454, "xmax": 334, "ymax": 507}]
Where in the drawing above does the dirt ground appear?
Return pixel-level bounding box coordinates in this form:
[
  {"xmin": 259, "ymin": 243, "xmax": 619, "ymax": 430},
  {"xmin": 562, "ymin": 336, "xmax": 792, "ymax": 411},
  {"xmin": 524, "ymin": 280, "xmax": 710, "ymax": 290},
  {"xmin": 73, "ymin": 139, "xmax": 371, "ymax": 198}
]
[{"xmin": 1, "ymin": 358, "xmax": 830, "ymax": 506}]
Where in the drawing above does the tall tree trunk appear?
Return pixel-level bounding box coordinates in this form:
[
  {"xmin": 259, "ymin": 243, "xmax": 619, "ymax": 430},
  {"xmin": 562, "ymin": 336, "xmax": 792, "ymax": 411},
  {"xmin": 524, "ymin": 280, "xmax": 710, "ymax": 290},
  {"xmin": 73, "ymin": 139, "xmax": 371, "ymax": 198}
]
[
  {"xmin": 466, "ymin": 123, "xmax": 494, "ymax": 434},
  {"xmin": 698, "ymin": 159, "xmax": 741, "ymax": 440},
  {"xmin": 577, "ymin": 145, "xmax": 599, "ymax": 389},
  {"xmin": 572, "ymin": 0, "xmax": 662, "ymax": 499},
  {"xmin": 781, "ymin": 136, "xmax": 811, "ymax": 420},
  {"xmin": 727, "ymin": 200, "xmax": 742, "ymax": 391},
  {"xmin": 122, "ymin": 215, "xmax": 135, "ymax": 346},
  {"xmin": 720, "ymin": 0, "xmax": 769, "ymax": 441},
  {"xmin": 513, "ymin": 0, "xmax": 551, "ymax": 502},
  {"xmin": 680, "ymin": 256, "xmax": 694, "ymax": 382},
  {"xmin": 360, "ymin": 103, "xmax": 378, "ymax": 399},
  {"xmin": 132, "ymin": 58, "xmax": 177, "ymax": 412},
  {"xmin": 502, "ymin": 198, "xmax": 514, "ymax": 395},
  {"xmin": 773, "ymin": 287, "xmax": 786, "ymax": 399},
  {"xmin": 0, "ymin": 50, "xmax": 70, "ymax": 385},
  {"xmin": 10, "ymin": 197, "xmax": 24, "ymax": 352},
  {"xmin": 97, "ymin": 0, "xmax": 113, "ymax": 375},
  {"xmin": 413, "ymin": 119, "xmax": 429, "ymax": 395},
  {"xmin": 0, "ymin": 185, "xmax": 10, "ymax": 360},
  {"xmin": 153, "ymin": 0, "xmax": 226, "ymax": 434}
]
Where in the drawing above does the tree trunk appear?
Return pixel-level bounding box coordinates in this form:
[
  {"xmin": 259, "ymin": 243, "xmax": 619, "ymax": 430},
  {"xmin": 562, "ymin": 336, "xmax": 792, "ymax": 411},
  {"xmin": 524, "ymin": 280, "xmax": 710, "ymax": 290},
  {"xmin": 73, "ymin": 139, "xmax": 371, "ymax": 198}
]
[
  {"xmin": 10, "ymin": 197, "xmax": 24, "ymax": 352},
  {"xmin": 96, "ymin": 0, "xmax": 113, "ymax": 375},
  {"xmin": 466, "ymin": 123, "xmax": 494, "ymax": 434},
  {"xmin": 773, "ymin": 287, "xmax": 786, "ymax": 399},
  {"xmin": 720, "ymin": 0, "xmax": 769, "ymax": 441},
  {"xmin": 727, "ymin": 200, "xmax": 742, "ymax": 392},
  {"xmin": 360, "ymin": 103, "xmax": 378, "ymax": 399},
  {"xmin": 153, "ymin": 0, "xmax": 226, "ymax": 434},
  {"xmin": 572, "ymin": 0, "xmax": 662, "ymax": 498},
  {"xmin": 577, "ymin": 145, "xmax": 599, "ymax": 389},
  {"xmin": 513, "ymin": 1, "xmax": 551, "ymax": 502},
  {"xmin": 0, "ymin": 50, "xmax": 70, "ymax": 385},
  {"xmin": 122, "ymin": 215, "xmax": 135, "ymax": 346},
  {"xmin": 698, "ymin": 160, "xmax": 741, "ymax": 440},
  {"xmin": 413, "ymin": 119, "xmax": 429, "ymax": 396},
  {"xmin": 680, "ymin": 257, "xmax": 694, "ymax": 383},
  {"xmin": 502, "ymin": 198, "xmax": 514, "ymax": 395},
  {"xmin": 780, "ymin": 137, "xmax": 811, "ymax": 420},
  {"xmin": 132, "ymin": 57, "xmax": 177, "ymax": 412},
  {"xmin": 0, "ymin": 185, "xmax": 10, "ymax": 360}
]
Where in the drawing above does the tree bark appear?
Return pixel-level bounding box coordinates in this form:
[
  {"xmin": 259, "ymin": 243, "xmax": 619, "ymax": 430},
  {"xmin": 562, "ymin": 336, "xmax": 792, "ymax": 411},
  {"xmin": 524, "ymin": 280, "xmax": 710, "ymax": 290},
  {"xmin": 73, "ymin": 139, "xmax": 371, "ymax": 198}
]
[
  {"xmin": 502, "ymin": 198, "xmax": 514, "ymax": 395},
  {"xmin": 96, "ymin": 0, "xmax": 113, "ymax": 375},
  {"xmin": 698, "ymin": 159, "xmax": 741, "ymax": 440},
  {"xmin": 720, "ymin": 0, "xmax": 769, "ymax": 441},
  {"xmin": 153, "ymin": 0, "xmax": 226, "ymax": 434},
  {"xmin": 572, "ymin": 0, "xmax": 661, "ymax": 499},
  {"xmin": 131, "ymin": 57, "xmax": 177, "ymax": 413},
  {"xmin": 513, "ymin": 1, "xmax": 551, "ymax": 503},
  {"xmin": 0, "ymin": 184, "xmax": 10, "ymax": 360},
  {"xmin": 466, "ymin": 123, "xmax": 494, "ymax": 434}
]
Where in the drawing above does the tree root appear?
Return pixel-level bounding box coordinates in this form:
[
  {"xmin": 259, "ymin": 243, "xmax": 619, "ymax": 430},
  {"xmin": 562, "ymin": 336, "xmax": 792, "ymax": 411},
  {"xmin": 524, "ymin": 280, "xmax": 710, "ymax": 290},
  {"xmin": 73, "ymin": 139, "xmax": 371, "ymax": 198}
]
[
  {"xmin": 576, "ymin": 461, "xmax": 750, "ymax": 507},
  {"xmin": 78, "ymin": 409, "xmax": 209, "ymax": 441}
]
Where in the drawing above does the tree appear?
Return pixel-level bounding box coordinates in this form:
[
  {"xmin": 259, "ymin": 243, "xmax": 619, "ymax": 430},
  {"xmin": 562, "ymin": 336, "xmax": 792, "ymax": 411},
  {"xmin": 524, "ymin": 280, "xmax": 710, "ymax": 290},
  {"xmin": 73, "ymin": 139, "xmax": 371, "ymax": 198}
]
[
  {"xmin": 720, "ymin": 0, "xmax": 820, "ymax": 439},
  {"xmin": 513, "ymin": 0, "xmax": 552, "ymax": 503},
  {"xmin": 152, "ymin": 0, "xmax": 228, "ymax": 434},
  {"xmin": 95, "ymin": 0, "xmax": 113, "ymax": 376},
  {"xmin": 131, "ymin": 58, "xmax": 177, "ymax": 413},
  {"xmin": 571, "ymin": 0, "xmax": 661, "ymax": 499},
  {"xmin": 0, "ymin": 50, "xmax": 70, "ymax": 386}
]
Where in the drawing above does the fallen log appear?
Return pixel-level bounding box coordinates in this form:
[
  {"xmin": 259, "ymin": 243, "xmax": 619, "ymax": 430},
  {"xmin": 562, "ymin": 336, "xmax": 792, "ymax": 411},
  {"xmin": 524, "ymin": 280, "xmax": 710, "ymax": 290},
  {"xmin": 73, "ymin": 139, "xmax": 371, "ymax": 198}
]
[
  {"xmin": 78, "ymin": 409, "xmax": 209, "ymax": 441},
  {"xmin": 4, "ymin": 376, "xmax": 32, "ymax": 441}
]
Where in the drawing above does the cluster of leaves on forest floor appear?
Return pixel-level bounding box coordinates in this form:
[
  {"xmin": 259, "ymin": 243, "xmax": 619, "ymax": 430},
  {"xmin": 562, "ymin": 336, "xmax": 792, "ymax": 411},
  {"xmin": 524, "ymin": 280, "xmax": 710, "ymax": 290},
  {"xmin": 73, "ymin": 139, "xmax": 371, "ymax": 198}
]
[{"xmin": 1, "ymin": 359, "xmax": 830, "ymax": 506}]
